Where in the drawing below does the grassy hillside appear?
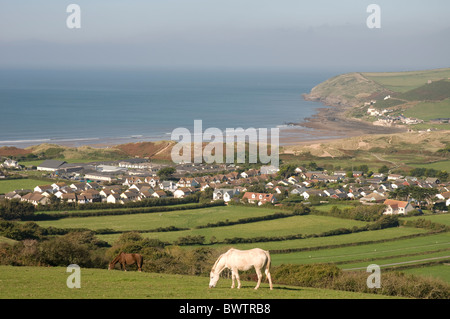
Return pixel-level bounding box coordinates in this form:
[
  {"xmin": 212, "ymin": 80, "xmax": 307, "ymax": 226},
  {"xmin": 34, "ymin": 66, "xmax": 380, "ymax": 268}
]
[
  {"xmin": 363, "ymin": 68, "xmax": 450, "ymax": 93},
  {"xmin": 0, "ymin": 265, "xmax": 391, "ymax": 299},
  {"xmin": 303, "ymin": 72, "xmax": 390, "ymax": 107}
]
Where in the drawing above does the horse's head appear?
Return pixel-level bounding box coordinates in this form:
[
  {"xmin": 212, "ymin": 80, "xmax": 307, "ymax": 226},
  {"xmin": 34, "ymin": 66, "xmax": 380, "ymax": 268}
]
[
  {"xmin": 209, "ymin": 271, "xmax": 220, "ymax": 288},
  {"xmin": 108, "ymin": 263, "xmax": 113, "ymax": 270}
]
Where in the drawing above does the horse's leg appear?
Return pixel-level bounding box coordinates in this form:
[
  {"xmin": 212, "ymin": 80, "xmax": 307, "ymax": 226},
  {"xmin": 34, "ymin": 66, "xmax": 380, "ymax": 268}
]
[
  {"xmin": 265, "ymin": 268, "xmax": 273, "ymax": 290},
  {"xmin": 122, "ymin": 262, "xmax": 127, "ymax": 272},
  {"xmin": 255, "ymin": 267, "xmax": 262, "ymax": 290},
  {"xmin": 231, "ymin": 271, "xmax": 235, "ymax": 289},
  {"xmin": 234, "ymin": 269, "xmax": 241, "ymax": 289}
]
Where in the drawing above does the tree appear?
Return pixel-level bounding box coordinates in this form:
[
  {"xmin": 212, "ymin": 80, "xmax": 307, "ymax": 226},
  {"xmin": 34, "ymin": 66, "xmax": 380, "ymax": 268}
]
[
  {"xmin": 378, "ymin": 165, "xmax": 390, "ymax": 174},
  {"xmin": 277, "ymin": 164, "xmax": 297, "ymax": 179},
  {"xmin": 0, "ymin": 199, "xmax": 36, "ymax": 220},
  {"xmin": 157, "ymin": 167, "xmax": 176, "ymax": 180}
]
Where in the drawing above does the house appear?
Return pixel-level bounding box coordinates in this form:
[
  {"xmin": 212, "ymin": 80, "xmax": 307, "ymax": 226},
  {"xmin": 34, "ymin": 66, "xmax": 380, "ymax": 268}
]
[
  {"xmin": 81, "ymin": 189, "xmax": 101, "ymax": 203},
  {"xmin": 123, "ymin": 176, "xmax": 144, "ymax": 186},
  {"xmin": 106, "ymin": 193, "xmax": 122, "ymax": 204},
  {"xmin": 436, "ymin": 192, "xmax": 450, "ymax": 207},
  {"xmin": 242, "ymin": 192, "xmax": 277, "ymax": 206},
  {"xmin": 120, "ymin": 189, "xmax": 140, "ymax": 202},
  {"xmin": 387, "ymin": 174, "xmax": 403, "ymax": 181},
  {"xmin": 159, "ymin": 180, "xmax": 177, "ymax": 191},
  {"xmin": 383, "ymin": 199, "xmax": 415, "ymax": 215},
  {"xmin": 360, "ymin": 192, "xmax": 387, "ymax": 204},
  {"xmin": 240, "ymin": 169, "xmax": 259, "ymax": 179},
  {"xmin": 260, "ymin": 165, "xmax": 279, "ymax": 175},
  {"xmin": 21, "ymin": 192, "xmax": 50, "ymax": 206},
  {"xmin": 301, "ymin": 189, "xmax": 325, "ymax": 200},
  {"xmin": 145, "ymin": 177, "xmax": 160, "ymax": 188},
  {"xmin": 173, "ymin": 187, "xmax": 193, "ymax": 198},
  {"xmin": 2, "ymin": 159, "xmax": 20, "ymax": 169},
  {"xmin": 425, "ymin": 177, "xmax": 440, "ymax": 185},
  {"xmin": 34, "ymin": 185, "xmax": 54, "ymax": 194},
  {"xmin": 51, "ymin": 182, "xmax": 67, "ymax": 192},
  {"xmin": 37, "ymin": 160, "xmax": 67, "ymax": 172},
  {"xmin": 152, "ymin": 190, "xmax": 167, "ymax": 198},
  {"xmin": 5, "ymin": 191, "xmax": 23, "ymax": 200},
  {"xmin": 213, "ymin": 188, "xmax": 239, "ymax": 202},
  {"xmin": 61, "ymin": 193, "xmax": 77, "ymax": 203}
]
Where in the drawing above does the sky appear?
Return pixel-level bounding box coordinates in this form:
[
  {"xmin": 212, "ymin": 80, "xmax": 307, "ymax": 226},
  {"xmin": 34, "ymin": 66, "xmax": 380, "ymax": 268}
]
[{"xmin": 0, "ymin": 0, "xmax": 449, "ymax": 71}]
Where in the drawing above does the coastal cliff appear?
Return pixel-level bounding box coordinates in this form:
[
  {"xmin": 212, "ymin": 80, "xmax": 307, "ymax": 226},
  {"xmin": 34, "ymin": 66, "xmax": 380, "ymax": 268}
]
[{"xmin": 302, "ymin": 72, "xmax": 392, "ymax": 108}]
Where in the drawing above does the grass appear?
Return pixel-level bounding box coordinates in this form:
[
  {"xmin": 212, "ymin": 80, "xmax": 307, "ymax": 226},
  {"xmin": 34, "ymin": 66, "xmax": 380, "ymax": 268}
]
[
  {"xmin": 0, "ymin": 265, "xmax": 394, "ymax": 299},
  {"xmin": 270, "ymin": 233, "xmax": 450, "ymax": 267},
  {"xmin": 97, "ymin": 213, "xmax": 368, "ymax": 245},
  {"xmin": 0, "ymin": 178, "xmax": 52, "ymax": 194},
  {"xmin": 34, "ymin": 205, "xmax": 280, "ymax": 232},
  {"xmin": 403, "ymin": 99, "xmax": 450, "ymax": 121},
  {"xmin": 363, "ymin": 68, "xmax": 450, "ymax": 93},
  {"xmin": 402, "ymin": 264, "xmax": 450, "ymax": 283}
]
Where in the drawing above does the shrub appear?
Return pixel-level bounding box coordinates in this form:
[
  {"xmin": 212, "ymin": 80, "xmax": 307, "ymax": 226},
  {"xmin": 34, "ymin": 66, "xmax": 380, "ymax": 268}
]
[{"xmin": 272, "ymin": 264, "xmax": 342, "ymax": 288}]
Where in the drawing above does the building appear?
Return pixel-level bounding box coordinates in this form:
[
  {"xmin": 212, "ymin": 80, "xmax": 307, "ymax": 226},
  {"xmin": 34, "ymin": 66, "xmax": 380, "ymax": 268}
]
[
  {"xmin": 383, "ymin": 199, "xmax": 414, "ymax": 215},
  {"xmin": 242, "ymin": 192, "xmax": 277, "ymax": 206},
  {"xmin": 37, "ymin": 160, "xmax": 67, "ymax": 172},
  {"xmin": 213, "ymin": 188, "xmax": 239, "ymax": 202}
]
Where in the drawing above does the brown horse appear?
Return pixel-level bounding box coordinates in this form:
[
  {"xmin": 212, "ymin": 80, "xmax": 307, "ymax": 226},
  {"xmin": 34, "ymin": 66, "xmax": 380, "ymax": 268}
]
[{"xmin": 108, "ymin": 252, "xmax": 143, "ymax": 272}]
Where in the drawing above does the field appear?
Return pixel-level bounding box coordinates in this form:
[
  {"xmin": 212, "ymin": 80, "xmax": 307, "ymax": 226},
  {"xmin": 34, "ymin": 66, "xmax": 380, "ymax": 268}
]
[
  {"xmin": 0, "ymin": 265, "xmax": 390, "ymax": 299},
  {"xmin": 2, "ymin": 195, "xmax": 449, "ymax": 299},
  {"xmin": 363, "ymin": 68, "xmax": 450, "ymax": 93},
  {"xmin": 0, "ymin": 178, "xmax": 52, "ymax": 194},
  {"xmin": 403, "ymin": 99, "xmax": 450, "ymax": 121}
]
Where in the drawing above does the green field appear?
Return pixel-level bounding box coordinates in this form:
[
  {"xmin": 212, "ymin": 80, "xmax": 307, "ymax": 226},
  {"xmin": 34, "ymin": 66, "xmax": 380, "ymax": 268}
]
[
  {"xmin": 0, "ymin": 265, "xmax": 394, "ymax": 299},
  {"xmin": 403, "ymin": 99, "xmax": 450, "ymax": 121},
  {"xmin": 363, "ymin": 68, "xmax": 450, "ymax": 93},
  {"xmin": 0, "ymin": 178, "xmax": 52, "ymax": 194},
  {"xmin": 3, "ymin": 203, "xmax": 450, "ymax": 298},
  {"xmin": 100, "ymin": 213, "xmax": 368, "ymax": 245}
]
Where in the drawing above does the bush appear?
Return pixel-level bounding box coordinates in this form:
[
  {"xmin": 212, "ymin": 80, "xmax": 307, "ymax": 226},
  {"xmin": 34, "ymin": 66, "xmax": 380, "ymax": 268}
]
[
  {"xmin": 272, "ymin": 264, "xmax": 342, "ymax": 288},
  {"xmin": 0, "ymin": 199, "xmax": 36, "ymax": 220}
]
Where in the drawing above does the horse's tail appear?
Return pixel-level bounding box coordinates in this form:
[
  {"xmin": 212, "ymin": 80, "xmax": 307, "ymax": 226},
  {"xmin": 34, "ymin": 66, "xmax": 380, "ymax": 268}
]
[
  {"xmin": 264, "ymin": 250, "xmax": 273, "ymax": 289},
  {"xmin": 264, "ymin": 250, "xmax": 271, "ymax": 273}
]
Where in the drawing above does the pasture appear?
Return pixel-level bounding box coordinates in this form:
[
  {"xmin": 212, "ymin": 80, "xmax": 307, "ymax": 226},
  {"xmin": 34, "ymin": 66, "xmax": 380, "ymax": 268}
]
[
  {"xmin": 0, "ymin": 178, "xmax": 51, "ymax": 195},
  {"xmin": 0, "ymin": 265, "xmax": 393, "ymax": 299},
  {"xmin": 363, "ymin": 68, "xmax": 450, "ymax": 93},
  {"xmin": 5, "ymin": 204, "xmax": 450, "ymax": 298}
]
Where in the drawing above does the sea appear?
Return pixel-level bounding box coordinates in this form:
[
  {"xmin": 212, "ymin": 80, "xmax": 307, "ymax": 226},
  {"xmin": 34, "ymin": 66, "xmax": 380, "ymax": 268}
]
[{"xmin": 0, "ymin": 68, "xmax": 337, "ymax": 148}]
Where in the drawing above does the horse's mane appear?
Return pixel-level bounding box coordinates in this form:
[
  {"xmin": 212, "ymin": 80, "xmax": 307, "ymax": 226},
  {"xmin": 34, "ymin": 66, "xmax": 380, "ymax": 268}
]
[
  {"xmin": 211, "ymin": 253, "xmax": 226, "ymax": 272},
  {"xmin": 110, "ymin": 252, "xmax": 123, "ymax": 265}
]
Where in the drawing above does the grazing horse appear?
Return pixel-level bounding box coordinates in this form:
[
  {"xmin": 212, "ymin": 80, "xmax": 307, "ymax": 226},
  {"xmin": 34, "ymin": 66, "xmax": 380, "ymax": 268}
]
[
  {"xmin": 209, "ymin": 248, "xmax": 273, "ymax": 290},
  {"xmin": 108, "ymin": 252, "xmax": 143, "ymax": 272}
]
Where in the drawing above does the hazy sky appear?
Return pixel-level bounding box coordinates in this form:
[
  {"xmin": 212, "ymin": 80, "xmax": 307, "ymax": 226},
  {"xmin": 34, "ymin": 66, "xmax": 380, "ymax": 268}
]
[{"xmin": 0, "ymin": 0, "xmax": 449, "ymax": 71}]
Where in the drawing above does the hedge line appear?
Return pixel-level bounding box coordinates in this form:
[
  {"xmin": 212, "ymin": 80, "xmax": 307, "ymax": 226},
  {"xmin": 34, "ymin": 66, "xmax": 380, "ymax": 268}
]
[{"xmin": 24, "ymin": 201, "xmax": 225, "ymax": 221}]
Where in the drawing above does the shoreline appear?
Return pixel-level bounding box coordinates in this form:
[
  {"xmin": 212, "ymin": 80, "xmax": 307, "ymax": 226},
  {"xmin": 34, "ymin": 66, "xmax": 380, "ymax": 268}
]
[
  {"xmin": 278, "ymin": 102, "xmax": 407, "ymax": 146},
  {"xmin": 0, "ymin": 102, "xmax": 407, "ymax": 151}
]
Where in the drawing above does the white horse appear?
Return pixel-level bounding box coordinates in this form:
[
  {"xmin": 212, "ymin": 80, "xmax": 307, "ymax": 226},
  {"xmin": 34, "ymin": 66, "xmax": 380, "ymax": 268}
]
[{"xmin": 209, "ymin": 248, "xmax": 273, "ymax": 290}]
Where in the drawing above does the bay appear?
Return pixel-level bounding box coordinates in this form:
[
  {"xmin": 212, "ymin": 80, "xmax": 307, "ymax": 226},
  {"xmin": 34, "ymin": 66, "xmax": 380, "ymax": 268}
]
[{"xmin": 0, "ymin": 68, "xmax": 334, "ymax": 147}]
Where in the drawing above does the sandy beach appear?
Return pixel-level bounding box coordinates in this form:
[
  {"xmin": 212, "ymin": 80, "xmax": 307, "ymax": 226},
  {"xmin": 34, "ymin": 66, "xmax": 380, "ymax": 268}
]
[{"xmin": 279, "ymin": 103, "xmax": 407, "ymax": 146}]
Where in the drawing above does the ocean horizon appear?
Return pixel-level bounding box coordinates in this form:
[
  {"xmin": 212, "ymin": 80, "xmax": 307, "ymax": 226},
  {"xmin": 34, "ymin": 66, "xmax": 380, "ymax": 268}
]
[{"xmin": 0, "ymin": 68, "xmax": 337, "ymax": 148}]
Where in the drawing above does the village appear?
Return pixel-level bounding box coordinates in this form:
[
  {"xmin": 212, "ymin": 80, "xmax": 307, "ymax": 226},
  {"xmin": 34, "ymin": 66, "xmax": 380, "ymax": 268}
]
[{"xmin": 1, "ymin": 156, "xmax": 449, "ymax": 216}]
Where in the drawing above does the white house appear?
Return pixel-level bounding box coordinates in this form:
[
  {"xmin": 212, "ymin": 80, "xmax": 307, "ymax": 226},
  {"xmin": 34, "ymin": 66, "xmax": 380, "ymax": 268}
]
[
  {"xmin": 383, "ymin": 199, "xmax": 414, "ymax": 215},
  {"xmin": 213, "ymin": 188, "xmax": 239, "ymax": 202},
  {"xmin": 106, "ymin": 193, "xmax": 121, "ymax": 204},
  {"xmin": 173, "ymin": 187, "xmax": 193, "ymax": 198},
  {"xmin": 2, "ymin": 159, "xmax": 20, "ymax": 169}
]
